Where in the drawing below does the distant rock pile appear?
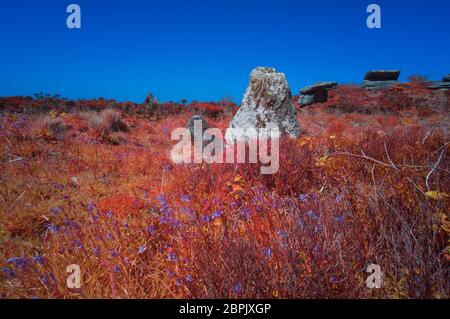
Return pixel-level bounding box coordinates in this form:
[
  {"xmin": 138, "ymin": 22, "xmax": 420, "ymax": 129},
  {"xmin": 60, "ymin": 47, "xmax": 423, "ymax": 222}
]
[
  {"xmin": 428, "ymin": 74, "xmax": 450, "ymax": 90},
  {"xmin": 226, "ymin": 67, "xmax": 300, "ymax": 141},
  {"xmin": 363, "ymin": 70, "xmax": 400, "ymax": 89},
  {"xmin": 298, "ymin": 82, "xmax": 338, "ymax": 106}
]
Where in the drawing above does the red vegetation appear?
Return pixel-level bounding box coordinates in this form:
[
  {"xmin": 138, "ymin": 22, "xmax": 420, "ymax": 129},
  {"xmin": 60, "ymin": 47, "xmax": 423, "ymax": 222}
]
[{"xmin": 0, "ymin": 85, "xmax": 448, "ymax": 299}]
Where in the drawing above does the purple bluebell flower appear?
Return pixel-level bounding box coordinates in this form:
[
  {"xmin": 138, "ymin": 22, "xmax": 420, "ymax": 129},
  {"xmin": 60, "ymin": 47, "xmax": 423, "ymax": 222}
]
[
  {"xmin": 87, "ymin": 202, "xmax": 95, "ymax": 213},
  {"xmin": 241, "ymin": 208, "xmax": 251, "ymax": 219},
  {"xmin": 336, "ymin": 215, "xmax": 345, "ymax": 223},
  {"xmin": 50, "ymin": 206, "xmax": 63, "ymax": 215},
  {"xmin": 111, "ymin": 250, "xmax": 119, "ymax": 257},
  {"xmin": 49, "ymin": 272, "xmax": 57, "ymax": 283},
  {"xmin": 107, "ymin": 210, "xmax": 113, "ymax": 218},
  {"xmin": 175, "ymin": 278, "xmax": 182, "ymax": 286},
  {"xmin": 186, "ymin": 275, "xmax": 193, "ymax": 283},
  {"xmin": 47, "ymin": 224, "xmax": 60, "ymax": 233},
  {"xmin": 312, "ymin": 245, "xmax": 321, "ymax": 256},
  {"xmin": 262, "ymin": 247, "xmax": 273, "ymax": 258},
  {"xmin": 113, "ymin": 265, "xmax": 120, "ymax": 273},
  {"xmin": 211, "ymin": 210, "xmax": 222, "ymax": 220},
  {"xmin": 335, "ymin": 195, "xmax": 343, "ymax": 203},
  {"xmin": 160, "ymin": 204, "xmax": 171, "ymax": 214},
  {"xmin": 181, "ymin": 195, "xmax": 191, "ymax": 202},
  {"xmin": 40, "ymin": 275, "xmax": 50, "ymax": 289},
  {"xmin": 53, "ymin": 183, "xmax": 64, "ymax": 190},
  {"xmin": 167, "ymin": 253, "xmax": 178, "ymax": 261},
  {"xmin": 93, "ymin": 246, "xmax": 100, "ymax": 257},
  {"xmin": 306, "ymin": 210, "xmax": 318, "ymax": 219},
  {"xmin": 124, "ymin": 257, "xmax": 129, "ymax": 265},
  {"xmin": 106, "ymin": 232, "xmax": 112, "ymax": 240},
  {"xmin": 1, "ymin": 267, "xmax": 16, "ymax": 278},
  {"xmin": 32, "ymin": 256, "xmax": 45, "ymax": 266},
  {"xmin": 146, "ymin": 225, "xmax": 156, "ymax": 235},
  {"xmin": 7, "ymin": 257, "xmax": 27, "ymax": 270},
  {"xmin": 138, "ymin": 245, "xmax": 147, "ymax": 254},
  {"xmin": 73, "ymin": 240, "xmax": 83, "ymax": 249},
  {"xmin": 233, "ymin": 283, "xmax": 242, "ymax": 294},
  {"xmin": 299, "ymin": 194, "xmax": 308, "ymax": 202},
  {"xmin": 278, "ymin": 230, "xmax": 288, "ymax": 239},
  {"xmin": 200, "ymin": 215, "xmax": 211, "ymax": 223},
  {"xmin": 64, "ymin": 219, "xmax": 79, "ymax": 228}
]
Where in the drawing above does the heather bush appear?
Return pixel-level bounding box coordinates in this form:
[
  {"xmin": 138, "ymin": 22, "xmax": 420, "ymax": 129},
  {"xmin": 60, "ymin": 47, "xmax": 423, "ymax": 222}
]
[{"xmin": 88, "ymin": 109, "xmax": 129, "ymax": 137}]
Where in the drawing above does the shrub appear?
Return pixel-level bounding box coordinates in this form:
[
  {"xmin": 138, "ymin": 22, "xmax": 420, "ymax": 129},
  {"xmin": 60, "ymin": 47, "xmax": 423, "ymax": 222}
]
[
  {"xmin": 43, "ymin": 117, "xmax": 68, "ymax": 138},
  {"xmin": 89, "ymin": 109, "xmax": 129, "ymax": 136}
]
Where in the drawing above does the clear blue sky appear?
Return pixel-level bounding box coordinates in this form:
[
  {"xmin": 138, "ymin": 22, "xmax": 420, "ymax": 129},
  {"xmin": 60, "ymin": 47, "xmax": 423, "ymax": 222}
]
[{"xmin": 0, "ymin": 0, "xmax": 449, "ymax": 103}]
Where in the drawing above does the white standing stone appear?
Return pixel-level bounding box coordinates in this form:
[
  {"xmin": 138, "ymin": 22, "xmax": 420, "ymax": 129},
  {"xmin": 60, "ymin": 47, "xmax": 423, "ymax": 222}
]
[{"xmin": 226, "ymin": 67, "xmax": 300, "ymax": 142}]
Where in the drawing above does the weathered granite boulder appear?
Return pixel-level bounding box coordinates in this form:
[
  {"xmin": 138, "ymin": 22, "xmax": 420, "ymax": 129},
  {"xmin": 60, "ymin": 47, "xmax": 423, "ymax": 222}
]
[
  {"xmin": 364, "ymin": 70, "xmax": 400, "ymax": 81},
  {"xmin": 363, "ymin": 70, "xmax": 401, "ymax": 90},
  {"xmin": 363, "ymin": 80, "xmax": 399, "ymax": 89},
  {"xmin": 300, "ymin": 82, "xmax": 338, "ymax": 95},
  {"xmin": 443, "ymin": 74, "xmax": 450, "ymax": 82},
  {"xmin": 428, "ymin": 82, "xmax": 450, "ymax": 90},
  {"xmin": 298, "ymin": 95, "xmax": 315, "ymax": 106},
  {"xmin": 299, "ymin": 82, "xmax": 338, "ymax": 105},
  {"xmin": 226, "ymin": 67, "xmax": 300, "ymax": 141}
]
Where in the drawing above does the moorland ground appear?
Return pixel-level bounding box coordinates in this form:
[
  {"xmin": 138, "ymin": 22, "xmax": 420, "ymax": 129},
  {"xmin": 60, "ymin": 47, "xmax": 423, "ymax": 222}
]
[{"xmin": 0, "ymin": 82, "xmax": 449, "ymax": 298}]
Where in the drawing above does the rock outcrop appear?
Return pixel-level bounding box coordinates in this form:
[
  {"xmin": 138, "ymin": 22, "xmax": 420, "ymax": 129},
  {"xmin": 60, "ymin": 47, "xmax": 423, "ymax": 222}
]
[
  {"xmin": 226, "ymin": 67, "xmax": 300, "ymax": 141},
  {"xmin": 298, "ymin": 94, "xmax": 315, "ymax": 106},
  {"xmin": 363, "ymin": 70, "xmax": 400, "ymax": 89},
  {"xmin": 428, "ymin": 81, "xmax": 450, "ymax": 90},
  {"xmin": 443, "ymin": 74, "xmax": 450, "ymax": 82},
  {"xmin": 364, "ymin": 70, "xmax": 400, "ymax": 81},
  {"xmin": 298, "ymin": 81, "xmax": 338, "ymax": 106}
]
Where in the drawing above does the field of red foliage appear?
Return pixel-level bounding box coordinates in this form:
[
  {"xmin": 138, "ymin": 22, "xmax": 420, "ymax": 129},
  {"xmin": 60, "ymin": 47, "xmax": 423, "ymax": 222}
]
[{"xmin": 0, "ymin": 83, "xmax": 449, "ymax": 299}]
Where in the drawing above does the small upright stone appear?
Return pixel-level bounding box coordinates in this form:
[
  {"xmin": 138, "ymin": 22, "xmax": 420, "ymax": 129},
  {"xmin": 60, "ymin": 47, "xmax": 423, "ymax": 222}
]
[
  {"xmin": 226, "ymin": 67, "xmax": 300, "ymax": 141},
  {"xmin": 187, "ymin": 115, "xmax": 214, "ymax": 144},
  {"xmin": 187, "ymin": 114, "xmax": 208, "ymax": 137}
]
